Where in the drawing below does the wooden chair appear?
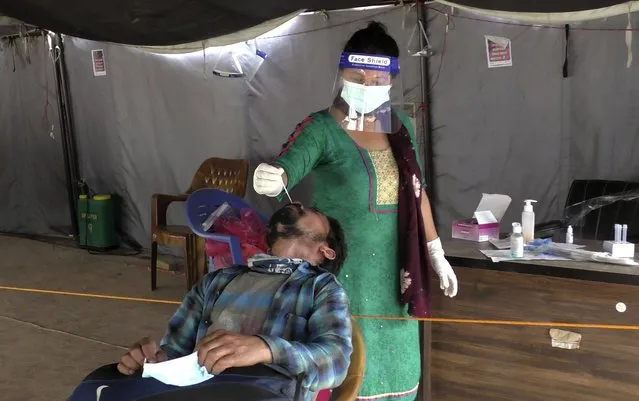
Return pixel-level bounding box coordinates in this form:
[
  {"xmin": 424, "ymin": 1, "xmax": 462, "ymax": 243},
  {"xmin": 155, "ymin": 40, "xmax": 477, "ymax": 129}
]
[
  {"xmin": 317, "ymin": 317, "xmax": 366, "ymax": 401},
  {"xmin": 150, "ymin": 157, "xmax": 249, "ymax": 291}
]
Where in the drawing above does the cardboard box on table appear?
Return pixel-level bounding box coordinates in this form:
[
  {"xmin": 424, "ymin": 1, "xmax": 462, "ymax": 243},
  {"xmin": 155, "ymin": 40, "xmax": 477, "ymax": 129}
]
[{"xmin": 452, "ymin": 194, "xmax": 512, "ymax": 242}]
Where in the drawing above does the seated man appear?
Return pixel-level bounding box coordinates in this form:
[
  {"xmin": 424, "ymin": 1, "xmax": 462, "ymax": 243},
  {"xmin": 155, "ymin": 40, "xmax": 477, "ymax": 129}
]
[{"xmin": 69, "ymin": 203, "xmax": 351, "ymax": 401}]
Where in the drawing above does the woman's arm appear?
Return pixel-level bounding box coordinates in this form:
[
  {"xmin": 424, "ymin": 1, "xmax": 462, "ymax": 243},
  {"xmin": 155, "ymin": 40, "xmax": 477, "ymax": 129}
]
[
  {"xmin": 420, "ymin": 188, "xmax": 458, "ymax": 297},
  {"xmin": 420, "ymin": 189, "xmax": 439, "ymax": 241},
  {"xmin": 274, "ymin": 116, "xmax": 329, "ymax": 192}
]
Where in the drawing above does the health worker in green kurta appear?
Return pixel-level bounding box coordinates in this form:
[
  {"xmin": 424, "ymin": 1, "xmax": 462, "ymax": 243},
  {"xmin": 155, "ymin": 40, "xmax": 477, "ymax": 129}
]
[{"xmin": 253, "ymin": 21, "xmax": 458, "ymax": 401}]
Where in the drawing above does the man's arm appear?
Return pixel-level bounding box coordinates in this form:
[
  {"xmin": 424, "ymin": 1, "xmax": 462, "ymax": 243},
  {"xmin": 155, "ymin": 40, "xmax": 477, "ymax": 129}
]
[
  {"xmin": 258, "ymin": 275, "xmax": 353, "ymax": 391},
  {"xmin": 160, "ymin": 273, "xmax": 216, "ymax": 359}
]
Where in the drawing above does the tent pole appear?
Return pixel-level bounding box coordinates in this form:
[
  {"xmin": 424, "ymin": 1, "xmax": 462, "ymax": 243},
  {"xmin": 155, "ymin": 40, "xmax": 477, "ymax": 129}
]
[
  {"xmin": 52, "ymin": 33, "xmax": 80, "ymax": 237},
  {"xmin": 416, "ymin": 6, "xmax": 435, "ymax": 401},
  {"xmin": 417, "ymin": 4, "xmax": 436, "ymax": 217}
]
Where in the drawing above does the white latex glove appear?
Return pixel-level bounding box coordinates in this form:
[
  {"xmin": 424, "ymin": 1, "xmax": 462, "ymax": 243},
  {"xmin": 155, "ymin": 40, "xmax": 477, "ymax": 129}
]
[
  {"xmin": 253, "ymin": 163, "xmax": 285, "ymax": 197},
  {"xmin": 427, "ymin": 237, "xmax": 458, "ymax": 298}
]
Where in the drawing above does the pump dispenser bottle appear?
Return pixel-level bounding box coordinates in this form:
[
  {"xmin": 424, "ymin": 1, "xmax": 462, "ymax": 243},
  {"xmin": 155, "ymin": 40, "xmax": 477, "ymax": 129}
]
[{"xmin": 522, "ymin": 200, "xmax": 537, "ymax": 243}]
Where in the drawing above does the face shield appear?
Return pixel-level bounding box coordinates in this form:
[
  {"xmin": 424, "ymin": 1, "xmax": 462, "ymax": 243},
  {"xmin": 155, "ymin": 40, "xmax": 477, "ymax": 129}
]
[{"xmin": 331, "ymin": 53, "xmax": 403, "ymax": 134}]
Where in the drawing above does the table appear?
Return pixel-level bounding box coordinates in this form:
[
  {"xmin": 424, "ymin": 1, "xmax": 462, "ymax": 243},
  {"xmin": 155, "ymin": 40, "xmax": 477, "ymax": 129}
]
[{"xmin": 421, "ymin": 239, "xmax": 639, "ymax": 401}]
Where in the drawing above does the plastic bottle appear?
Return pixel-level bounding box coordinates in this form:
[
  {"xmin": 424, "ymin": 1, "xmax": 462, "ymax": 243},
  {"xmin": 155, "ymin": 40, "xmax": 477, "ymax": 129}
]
[
  {"xmin": 510, "ymin": 223, "xmax": 524, "ymax": 258},
  {"xmin": 566, "ymin": 225, "xmax": 574, "ymax": 244},
  {"xmin": 522, "ymin": 200, "xmax": 537, "ymax": 243}
]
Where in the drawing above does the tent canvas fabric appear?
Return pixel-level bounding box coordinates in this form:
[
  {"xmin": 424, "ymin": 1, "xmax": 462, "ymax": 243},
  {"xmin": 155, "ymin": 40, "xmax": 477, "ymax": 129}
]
[
  {"xmin": 41, "ymin": 7, "xmax": 421, "ymax": 246},
  {"xmin": 1, "ymin": 6, "xmax": 639, "ymax": 247},
  {"xmin": 443, "ymin": 0, "xmax": 629, "ymax": 13},
  {"xmin": 426, "ymin": 6, "xmax": 639, "ymax": 236},
  {"xmin": 438, "ymin": 1, "xmax": 639, "ymax": 24},
  {"xmin": 0, "ymin": 0, "xmax": 385, "ymax": 46},
  {"xmin": 0, "ymin": 38, "xmax": 71, "ymax": 236},
  {"xmin": 0, "ymin": 1, "xmax": 638, "ymax": 46}
]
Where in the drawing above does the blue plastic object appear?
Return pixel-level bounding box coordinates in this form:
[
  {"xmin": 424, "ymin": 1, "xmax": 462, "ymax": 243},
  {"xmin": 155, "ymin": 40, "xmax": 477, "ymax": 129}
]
[{"xmin": 185, "ymin": 188, "xmax": 268, "ymax": 269}]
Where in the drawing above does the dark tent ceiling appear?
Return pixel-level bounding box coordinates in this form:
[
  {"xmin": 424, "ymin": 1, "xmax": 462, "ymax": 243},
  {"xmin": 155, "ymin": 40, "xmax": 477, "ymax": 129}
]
[
  {"xmin": 0, "ymin": 1, "xmax": 630, "ymax": 46},
  {"xmin": 448, "ymin": 0, "xmax": 627, "ymax": 13}
]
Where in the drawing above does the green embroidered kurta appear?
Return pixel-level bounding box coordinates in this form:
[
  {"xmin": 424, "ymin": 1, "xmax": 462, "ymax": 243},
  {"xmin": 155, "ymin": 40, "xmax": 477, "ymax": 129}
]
[{"xmin": 276, "ymin": 110, "xmax": 424, "ymax": 401}]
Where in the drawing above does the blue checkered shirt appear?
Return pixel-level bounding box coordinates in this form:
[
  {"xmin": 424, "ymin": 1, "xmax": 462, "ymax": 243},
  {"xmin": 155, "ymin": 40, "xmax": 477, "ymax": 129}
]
[{"xmin": 160, "ymin": 261, "xmax": 353, "ymax": 398}]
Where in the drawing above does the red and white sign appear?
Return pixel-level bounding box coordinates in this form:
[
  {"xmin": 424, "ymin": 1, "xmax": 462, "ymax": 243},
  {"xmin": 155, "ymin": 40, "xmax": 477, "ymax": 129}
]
[
  {"xmin": 92, "ymin": 49, "xmax": 107, "ymax": 76},
  {"xmin": 485, "ymin": 36, "xmax": 512, "ymax": 68}
]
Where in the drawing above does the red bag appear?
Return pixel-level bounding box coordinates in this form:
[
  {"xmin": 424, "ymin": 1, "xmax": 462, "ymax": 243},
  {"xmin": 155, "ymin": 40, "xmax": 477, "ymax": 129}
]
[{"xmin": 204, "ymin": 209, "xmax": 267, "ymax": 269}]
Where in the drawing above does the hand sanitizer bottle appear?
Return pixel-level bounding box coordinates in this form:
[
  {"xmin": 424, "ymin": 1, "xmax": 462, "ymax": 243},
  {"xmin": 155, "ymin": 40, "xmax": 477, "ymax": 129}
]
[
  {"xmin": 522, "ymin": 200, "xmax": 537, "ymax": 243},
  {"xmin": 511, "ymin": 223, "xmax": 524, "ymax": 258},
  {"xmin": 566, "ymin": 225, "xmax": 574, "ymax": 244}
]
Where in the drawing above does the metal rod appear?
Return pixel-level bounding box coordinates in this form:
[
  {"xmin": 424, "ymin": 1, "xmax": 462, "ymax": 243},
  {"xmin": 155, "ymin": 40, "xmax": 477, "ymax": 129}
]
[
  {"xmin": 417, "ymin": 3, "xmax": 437, "ymax": 219},
  {"xmin": 52, "ymin": 33, "xmax": 81, "ymax": 237},
  {"xmin": 416, "ymin": 6, "xmax": 434, "ymax": 401}
]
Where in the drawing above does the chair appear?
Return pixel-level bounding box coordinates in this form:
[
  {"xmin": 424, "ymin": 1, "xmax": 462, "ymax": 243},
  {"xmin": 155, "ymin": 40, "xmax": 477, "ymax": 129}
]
[
  {"xmin": 316, "ymin": 317, "xmax": 366, "ymax": 401},
  {"xmin": 151, "ymin": 157, "xmax": 249, "ymax": 291},
  {"xmin": 76, "ymin": 319, "xmax": 364, "ymax": 401},
  {"xmin": 186, "ymin": 191, "xmax": 365, "ymax": 400},
  {"xmin": 185, "ymin": 188, "xmax": 268, "ymax": 275}
]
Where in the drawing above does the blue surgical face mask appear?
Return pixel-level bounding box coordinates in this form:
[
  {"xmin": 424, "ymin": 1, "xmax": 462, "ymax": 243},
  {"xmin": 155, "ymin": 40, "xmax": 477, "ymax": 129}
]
[{"xmin": 340, "ymin": 80, "xmax": 391, "ymax": 115}]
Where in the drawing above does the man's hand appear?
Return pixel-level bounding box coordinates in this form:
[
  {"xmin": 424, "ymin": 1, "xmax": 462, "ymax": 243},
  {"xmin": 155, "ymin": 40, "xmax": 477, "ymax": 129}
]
[
  {"xmin": 117, "ymin": 337, "xmax": 168, "ymax": 375},
  {"xmin": 196, "ymin": 330, "xmax": 273, "ymax": 374}
]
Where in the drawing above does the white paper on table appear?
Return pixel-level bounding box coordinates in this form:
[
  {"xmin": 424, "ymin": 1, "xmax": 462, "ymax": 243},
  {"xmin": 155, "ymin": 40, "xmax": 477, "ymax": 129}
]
[
  {"xmin": 548, "ymin": 243, "xmax": 586, "ymax": 250},
  {"xmin": 142, "ymin": 352, "xmax": 214, "ymax": 387},
  {"xmin": 480, "ymin": 249, "xmax": 570, "ymax": 263},
  {"xmin": 489, "ymin": 238, "xmax": 512, "ymax": 250},
  {"xmin": 490, "ymin": 238, "xmax": 586, "ymax": 252}
]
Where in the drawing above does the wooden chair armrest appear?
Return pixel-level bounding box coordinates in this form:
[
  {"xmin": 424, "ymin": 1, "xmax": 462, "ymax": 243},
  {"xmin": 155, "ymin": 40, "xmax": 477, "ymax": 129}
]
[{"xmin": 151, "ymin": 193, "xmax": 188, "ymax": 231}]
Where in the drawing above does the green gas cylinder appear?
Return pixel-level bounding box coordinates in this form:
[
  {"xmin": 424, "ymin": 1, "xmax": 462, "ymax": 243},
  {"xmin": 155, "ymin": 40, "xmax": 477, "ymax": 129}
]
[{"xmin": 77, "ymin": 194, "xmax": 118, "ymax": 249}]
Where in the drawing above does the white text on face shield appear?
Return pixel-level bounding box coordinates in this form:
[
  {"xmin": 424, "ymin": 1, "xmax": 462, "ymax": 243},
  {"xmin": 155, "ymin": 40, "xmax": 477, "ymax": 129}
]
[
  {"xmin": 347, "ymin": 54, "xmax": 391, "ymax": 67},
  {"xmin": 341, "ymin": 80, "xmax": 391, "ymax": 115}
]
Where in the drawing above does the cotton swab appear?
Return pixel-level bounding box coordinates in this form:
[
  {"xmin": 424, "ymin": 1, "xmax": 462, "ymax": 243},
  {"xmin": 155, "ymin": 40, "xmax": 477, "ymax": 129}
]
[{"xmin": 281, "ymin": 176, "xmax": 293, "ymax": 203}]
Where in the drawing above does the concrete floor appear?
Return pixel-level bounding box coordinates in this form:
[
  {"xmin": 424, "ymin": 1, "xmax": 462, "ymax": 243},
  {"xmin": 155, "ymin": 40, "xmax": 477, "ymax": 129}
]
[{"xmin": 0, "ymin": 235, "xmax": 188, "ymax": 401}]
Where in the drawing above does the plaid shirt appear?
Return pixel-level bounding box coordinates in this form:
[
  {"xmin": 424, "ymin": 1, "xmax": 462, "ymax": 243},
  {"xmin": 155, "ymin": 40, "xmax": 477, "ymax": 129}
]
[{"xmin": 160, "ymin": 261, "xmax": 353, "ymax": 397}]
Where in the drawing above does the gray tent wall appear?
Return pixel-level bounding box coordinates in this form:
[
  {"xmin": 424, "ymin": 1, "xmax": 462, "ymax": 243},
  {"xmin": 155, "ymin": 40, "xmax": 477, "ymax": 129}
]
[
  {"xmin": 427, "ymin": 8, "xmax": 639, "ymax": 237},
  {"xmin": 0, "ymin": 37, "xmax": 72, "ymax": 235},
  {"xmin": 4, "ymin": 7, "xmax": 639, "ymax": 247},
  {"xmin": 569, "ymin": 15, "xmax": 639, "ymax": 180},
  {"xmin": 64, "ymin": 39, "xmax": 250, "ymax": 247},
  {"xmin": 62, "ymin": 7, "xmax": 424, "ymax": 248}
]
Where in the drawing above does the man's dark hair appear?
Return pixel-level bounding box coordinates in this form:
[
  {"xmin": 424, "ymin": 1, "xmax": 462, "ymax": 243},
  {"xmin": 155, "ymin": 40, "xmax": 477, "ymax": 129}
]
[{"xmin": 267, "ymin": 204, "xmax": 348, "ymax": 275}]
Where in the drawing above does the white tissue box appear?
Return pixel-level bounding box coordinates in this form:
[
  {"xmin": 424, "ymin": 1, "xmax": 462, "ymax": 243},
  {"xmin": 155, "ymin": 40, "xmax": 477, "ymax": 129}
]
[
  {"xmin": 603, "ymin": 241, "xmax": 636, "ymax": 258},
  {"xmin": 451, "ymin": 193, "xmax": 512, "ymax": 243}
]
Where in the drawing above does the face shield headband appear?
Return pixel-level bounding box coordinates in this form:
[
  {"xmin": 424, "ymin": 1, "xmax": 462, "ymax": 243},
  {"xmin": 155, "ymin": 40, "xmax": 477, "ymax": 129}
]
[{"xmin": 338, "ymin": 52, "xmax": 400, "ymax": 75}]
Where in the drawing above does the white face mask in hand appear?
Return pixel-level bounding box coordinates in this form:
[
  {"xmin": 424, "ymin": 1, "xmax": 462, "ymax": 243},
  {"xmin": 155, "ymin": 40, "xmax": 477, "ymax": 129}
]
[
  {"xmin": 340, "ymin": 80, "xmax": 391, "ymax": 115},
  {"xmin": 142, "ymin": 352, "xmax": 213, "ymax": 387}
]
